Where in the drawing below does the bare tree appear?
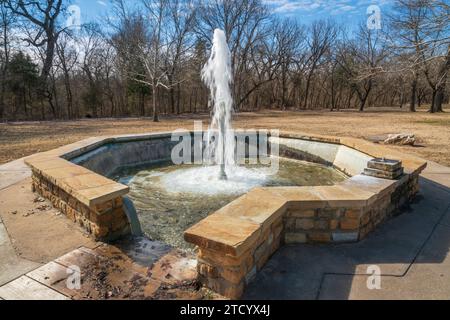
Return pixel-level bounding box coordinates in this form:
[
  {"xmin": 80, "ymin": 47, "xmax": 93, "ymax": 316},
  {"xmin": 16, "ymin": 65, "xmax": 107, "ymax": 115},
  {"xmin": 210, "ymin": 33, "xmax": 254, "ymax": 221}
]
[
  {"xmin": 389, "ymin": 0, "xmax": 449, "ymax": 112},
  {"xmin": 131, "ymin": 0, "xmax": 174, "ymax": 122},
  {"xmin": 0, "ymin": 2, "xmax": 15, "ymax": 119},
  {"xmin": 337, "ymin": 25, "xmax": 388, "ymax": 111},
  {"xmin": 388, "ymin": 0, "xmax": 432, "ymax": 111},
  {"xmin": 302, "ymin": 20, "xmax": 338, "ymax": 110},
  {"xmin": 165, "ymin": 0, "xmax": 196, "ymax": 114},
  {"xmin": 79, "ymin": 24, "xmax": 105, "ymax": 118},
  {"xmin": 268, "ymin": 18, "xmax": 305, "ymax": 110},
  {"xmin": 55, "ymin": 32, "xmax": 78, "ymax": 118},
  {"xmin": 5, "ymin": 0, "xmax": 66, "ymax": 112}
]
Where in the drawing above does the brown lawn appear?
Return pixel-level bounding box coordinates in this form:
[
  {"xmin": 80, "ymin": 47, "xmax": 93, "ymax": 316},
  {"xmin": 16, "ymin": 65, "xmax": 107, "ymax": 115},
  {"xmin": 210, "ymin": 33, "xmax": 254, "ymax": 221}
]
[{"xmin": 1, "ymin": 107, "xmax": 449, "ymax": 166}]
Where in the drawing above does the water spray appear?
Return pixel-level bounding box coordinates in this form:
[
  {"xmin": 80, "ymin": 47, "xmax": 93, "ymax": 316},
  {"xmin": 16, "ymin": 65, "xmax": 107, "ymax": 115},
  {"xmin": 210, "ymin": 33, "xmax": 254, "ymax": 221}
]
[{"xmin": 201, "ymin": 29, "xmax": 234, "ymax": 179}]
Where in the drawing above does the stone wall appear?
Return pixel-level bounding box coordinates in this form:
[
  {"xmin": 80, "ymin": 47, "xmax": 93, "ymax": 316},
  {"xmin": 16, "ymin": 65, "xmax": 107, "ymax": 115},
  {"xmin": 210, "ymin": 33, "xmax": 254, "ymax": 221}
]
[
  {"xmin": 196, "ymin": 216, "xmax": 283, "ymax": 299},
  {"xmin": 284, "ymin": 172, "xmax": 420, "ymax": 244},
  {"xmin": 31, "ymin": 170, "xmax": 130, "ymax": 241},
  {"xmin": 190, "ymin": 172, "xmax": 421, "ymax": 299}
]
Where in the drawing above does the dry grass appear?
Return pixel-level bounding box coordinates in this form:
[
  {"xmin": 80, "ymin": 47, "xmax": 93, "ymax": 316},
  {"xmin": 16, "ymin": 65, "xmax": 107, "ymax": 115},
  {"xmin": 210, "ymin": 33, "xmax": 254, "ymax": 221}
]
[{"xmin": 1, "ymin": 107, "xmax": 449, "ymax": 166}]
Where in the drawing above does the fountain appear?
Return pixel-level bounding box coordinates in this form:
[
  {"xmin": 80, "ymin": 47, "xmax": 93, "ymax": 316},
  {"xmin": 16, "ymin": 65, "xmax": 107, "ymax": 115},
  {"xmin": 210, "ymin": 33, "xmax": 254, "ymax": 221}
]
[
  {"xmin": 144, "ymin": 28, "xmax": 277, "ymax": 197},
  {"xmin": 202, "ymin": 29, "xmax": 235, "ymax": 180},
  {"xmin": 106, "ymin": 29, "xmax": 347, "ymax": 248},
  {"xmin": 62, "ymin": 29, "xmax": 348, "ymax": 249}
]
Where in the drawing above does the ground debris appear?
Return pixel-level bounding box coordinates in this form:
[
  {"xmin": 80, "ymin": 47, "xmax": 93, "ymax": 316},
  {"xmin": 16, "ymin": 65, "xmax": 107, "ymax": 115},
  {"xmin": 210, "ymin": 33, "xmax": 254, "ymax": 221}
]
[
  {"xmin": 33, "ymin": 196, "xmax": 45, "ymax": 203},
  {"xmin": 36, "ymin": 204, "xmax": 50, "ymax": 211},
  {"xmin": 153, "ymin": 279, "xmax": 203, "ymax": 300},
  {"xmin": 23, "ymin": 209, "xmax": 36, "ymax": 217}
]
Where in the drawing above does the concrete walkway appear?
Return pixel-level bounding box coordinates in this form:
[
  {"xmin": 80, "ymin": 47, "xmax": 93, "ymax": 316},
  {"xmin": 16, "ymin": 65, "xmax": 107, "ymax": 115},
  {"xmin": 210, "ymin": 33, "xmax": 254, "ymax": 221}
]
[
  {"xmin": 0, "ymin": 217, "xmax": 40, "ymax": 287},
  {"xmin": 0, "ymin": 158, "xmax": 31, "ymax": 191},
  {"xmin": 0, "ymin": 160, "xmax": 42, "ymax": 287},
  {"xmin": 244, "ymin": 161, "xmax": 450, "ymax": 300}
]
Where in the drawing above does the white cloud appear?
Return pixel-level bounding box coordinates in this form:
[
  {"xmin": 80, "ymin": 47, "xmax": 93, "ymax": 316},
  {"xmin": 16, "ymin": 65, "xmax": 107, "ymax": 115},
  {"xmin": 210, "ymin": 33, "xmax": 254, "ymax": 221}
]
[{"xmin": 263, "ymin": 0, "xmax": 388, "ymax": 15}]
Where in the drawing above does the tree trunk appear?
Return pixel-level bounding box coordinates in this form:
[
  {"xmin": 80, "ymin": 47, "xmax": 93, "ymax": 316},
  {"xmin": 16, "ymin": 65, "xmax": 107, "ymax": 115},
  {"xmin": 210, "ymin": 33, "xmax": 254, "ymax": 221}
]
[
  {"xmin": 429, "ymin": 90, "xmax": 437, "ymax": 113},
  {"xmin": 176, "ymin": 83, "xmax": 181, "ymax": 114},
  {"xmin": 410, "ymin": 77, "xmax": 417, "ymax": 112},
  {"xmin": 435, "ymin": 88, "xmax": 445, "ymax": 112},
  {"xmin": 152, "ymin": 85, "xmax": 159, "ymax": 122},
  {"xmin": 433, "ymin": 46, "xmax": 450, "ymax": 113},
  {"xmin": 303, "ymin": 72, "xmax": 313, "ymax": 110},
  {"xmin": 0, "ymin": 79, "xmax": 5, "ymax": 119},
  {"xmin": 358, "ymin": 88, "xmax": 371, "ymax": 112}
]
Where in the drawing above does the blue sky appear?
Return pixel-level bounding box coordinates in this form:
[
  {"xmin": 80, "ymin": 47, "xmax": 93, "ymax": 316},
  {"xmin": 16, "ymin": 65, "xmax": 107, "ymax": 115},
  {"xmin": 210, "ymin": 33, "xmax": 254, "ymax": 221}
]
[{"xmin": 71, "ymin": 0, "xmax": 393, "ymax": 27}]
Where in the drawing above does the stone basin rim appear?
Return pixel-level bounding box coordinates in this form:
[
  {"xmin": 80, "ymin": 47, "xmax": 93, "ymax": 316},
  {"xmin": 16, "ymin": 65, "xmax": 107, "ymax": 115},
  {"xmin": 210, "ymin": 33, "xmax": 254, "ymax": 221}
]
[{"xmin": 23, "ymin": 129, "xmax": 427, "ymax": 214}]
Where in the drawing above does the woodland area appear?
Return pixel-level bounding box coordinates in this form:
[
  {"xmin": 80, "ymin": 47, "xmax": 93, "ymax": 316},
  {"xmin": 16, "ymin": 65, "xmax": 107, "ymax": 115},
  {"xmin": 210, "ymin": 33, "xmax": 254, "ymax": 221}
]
[{"xmin": 0, "ymin": 0, "xmax": 449, "ymax": 122}]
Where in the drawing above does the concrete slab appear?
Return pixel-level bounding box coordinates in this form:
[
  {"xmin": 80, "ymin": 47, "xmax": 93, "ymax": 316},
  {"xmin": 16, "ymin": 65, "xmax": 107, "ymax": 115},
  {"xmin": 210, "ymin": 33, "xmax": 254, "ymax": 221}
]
[
  {"xmin": 0, "ymin": 178, "xmax": 97, "ymax": 263},
  {"xmin": 0, "ymin": 158, "xmax": 31, "ymax": 191},
  {"xmin": 421, "ymin": 161, "xmax": 450, "ymax": 189},
  {"xmin": 0, "ymin": 220, "xmax": 40, "ymax": 286},
  {"xmin": 318, "ymin": 224, "xmax": 450, "ymax": 300},
  {"xmin": 0, "ymin": 276, "xmax": 68, "ymax": 300}
]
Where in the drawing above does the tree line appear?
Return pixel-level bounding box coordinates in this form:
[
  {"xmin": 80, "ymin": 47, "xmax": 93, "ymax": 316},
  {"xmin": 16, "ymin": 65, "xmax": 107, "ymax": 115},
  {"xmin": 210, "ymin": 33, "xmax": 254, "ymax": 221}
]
[{"xmin": 0, "ymin": 0, "xmax": 449, "ymax": 122}]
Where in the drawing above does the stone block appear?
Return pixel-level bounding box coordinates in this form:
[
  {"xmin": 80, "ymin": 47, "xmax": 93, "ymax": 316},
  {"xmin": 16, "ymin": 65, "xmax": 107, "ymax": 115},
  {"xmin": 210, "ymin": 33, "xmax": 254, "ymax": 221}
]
[
  {"xmin": 314, "ymin": 219, "xmax": 329, "ymax": 230},
  {"xmin": 345, "ymin": 209, "xmax": 362, "ymax": 219},
  {"xmin": 65, "ymin": 207, "xmax": 76, "ymax": 222},
  {"xmin": 285, "ymin": 232, "xmax": 307, "ymax": 244},
  {"xmin": 361, "ymin": 213, "xmax": 371, "ymax": 226},
  {"xmin": 272, "ymin": 219, "xmax": 283, "ymax": 239},
  {"xmin": 220, "ymin": 265, "xmax": 248, "ymax": 285},
  {"xmin": 245, "ymin": 266, "xmax": 257, "ymax": 285},
  {"xmin": 364, "ymin": 167, "xmax": 404, "ymax": 180},
  {"xmin": 91, "ymin": 224, "xmax": 109, "ymax": 239},
  {"xmin": 198, "ymin": 275, "xmax": 244, "ymax": 299},
  {"xmin": 184, "ymin": 214, "xmax": 261, "ymax": 257},
  {"xmin": 283, "ymin": 217, "xmax": 296, "ymax": 230},
  {"xmin": 198, "ymin": 248, "xmax": 253, "ymax": 271},
  {"xmin": 332, "ymin": 232, "xmax": 359, "ymax": 242},
  {"xmin": 254, "ymin": 240, "xmax": 269, "ymax": 263},
  {"xmin": 340, "ymin": 218, "xmax": 360, "ymax": 230},
  {"xmin": 308, "ymin": 232, "xmax": 331, "ymax": 243},
  {"xmin": 113, "ymin": 197, "xmax": 123, "ymax": 209},
  {"xmin": 367, "ymin": 158, "xmax": 402, "ymax": 172},
  {"xmin": 95, "ymin": 200, "xmax": 113, "ymax": 214},
  {"xmin": 289, "ymin": 209, "xmax": 315, "ymax": 218},
  {"xmin": 296, "ymin": 219, "xmax": 314, "ymax": 230},
  {"xmin": 255, "ymin": 225, "xmax": 271, "ymax": 248},
  {"xmin": 329, "ymin": 219, "xmax": 339, "ymax": 230},
  {"xmin": 111, "ymin": 216, "xmax": 128, "ymax": 232},
  {"xmin": 318, "ymin": 208, "xmax": 336, "ymax": 219}
]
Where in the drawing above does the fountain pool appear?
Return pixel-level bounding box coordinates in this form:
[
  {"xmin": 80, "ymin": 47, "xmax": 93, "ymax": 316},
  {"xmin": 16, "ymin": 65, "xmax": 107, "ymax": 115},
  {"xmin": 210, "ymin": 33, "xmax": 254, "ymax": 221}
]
[{"xmin": 113, "ymin": 157, "xmax": 347, "ymax": 249}]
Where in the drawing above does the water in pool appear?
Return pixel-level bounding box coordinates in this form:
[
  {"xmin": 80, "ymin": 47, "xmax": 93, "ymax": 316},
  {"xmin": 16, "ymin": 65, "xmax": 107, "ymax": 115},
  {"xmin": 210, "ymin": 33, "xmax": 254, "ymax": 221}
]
[{"xmin": 113, "ymin": 158, "xmax": 347, "ymax": 250}]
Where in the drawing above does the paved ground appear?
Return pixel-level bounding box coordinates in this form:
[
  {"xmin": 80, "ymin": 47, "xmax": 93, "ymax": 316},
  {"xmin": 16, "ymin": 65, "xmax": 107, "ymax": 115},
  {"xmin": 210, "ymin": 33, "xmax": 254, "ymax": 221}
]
[
  {"xmin": 0, "ymin": 217, "xmax": 40, "ymax": 286},
  {"xmin": 0, "ymin": 159, "xmax": 31, "ymax": 191},
  {"xmin": 1, "ymin": 155, "xmax": 450, "ymax": 299}
]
